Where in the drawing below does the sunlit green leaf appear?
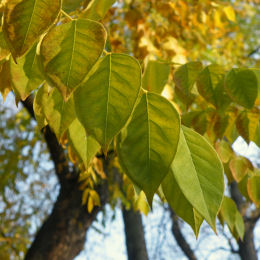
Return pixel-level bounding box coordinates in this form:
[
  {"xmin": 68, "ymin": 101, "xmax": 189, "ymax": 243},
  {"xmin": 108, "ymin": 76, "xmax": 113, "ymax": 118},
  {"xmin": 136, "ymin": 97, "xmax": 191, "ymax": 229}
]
[
  {"xmin": 83, "ymin": 0, "xmax": 116, "ymax": 20},
  {"xmin": 172, "ymin": 126, "xmax": 224, "ymax": 231},
  {"xmin": 43, "ymin": 88, "xmax": 76, "ymax": 140},
  {"xmin": 3, "ymin": 0, "xmax": 61, "ymax": 59},
  {"xmin": 225, "ymin": 69, "xmax": 258, "ymax": 109},
  {"xmin": 162, "ymin": 169, "xmax": 204, "ymax": 236},
  {"xmin": 117, "ymin": 91, "xmax": 180, "ymax": 206},
  {"xmin": 142, "ymin": 60, "xmax": 170, "ymax": 94},
  {"xmin": 10, "ymin": 44, "xmax": 44, "ymax": 101},
  {"xmin": 74, "ymin": 53, "xmax": 141, "ymax": 150},
  {"xmin": 39, "ymin": 18, "xmax": 106, "ymax": 99},
  {"xmin": 68, "ymin": 118, "xmax": 100, "ymax": 168}
]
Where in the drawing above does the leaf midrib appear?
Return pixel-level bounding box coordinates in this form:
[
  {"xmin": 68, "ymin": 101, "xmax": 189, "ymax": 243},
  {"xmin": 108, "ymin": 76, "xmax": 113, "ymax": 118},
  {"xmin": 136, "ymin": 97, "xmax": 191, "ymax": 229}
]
[{"xmin": 21, "ymin": 0, "xmax": 38, "ymax": 54}]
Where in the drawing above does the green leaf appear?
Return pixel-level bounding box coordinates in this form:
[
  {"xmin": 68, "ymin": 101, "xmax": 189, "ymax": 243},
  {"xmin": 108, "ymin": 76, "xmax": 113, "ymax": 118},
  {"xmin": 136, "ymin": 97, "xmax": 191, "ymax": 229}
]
[
  {"xmin": 247, "ymin": 175, "xmax": 260, "ymax": 207},
  {"xmin": 74, "ymin": 53, "xmax": 141, "ymax": 150},
  {"xmin": 229, "ymin": 156, "xmax": 252, "ymax": 182},
  {"xmin": 33, "ymin": 83, "xmax": 50, "ymax": 130},
  {"xmin": 0, "ymin": 30, "xmax": 10, "ymax": 61},
  {"xmin": 68, "ymin": 118, "xmax": 100, "ymax": 168},
  {"xmin": 172, "ymin": 126, "xmax": 224, "ymax": 231},
  {"xmin": 215, "ymin": 140, "xmax": 234, "ymax": 163},
  {"xmin": 43, "ymin": 87, "xmax": 76, "ymax": 140},
  {"xmin": 162, "ymin": 170, "xmax": 203, "ymax": 237},
  {"xmin": 39, "ymin": 18, "xmax": 106, "ymax": 99},
  {"xmin": 173, "ymin": 61, "xmax": 202, "ymax": 95},
  {"xmin": 10, "ymin": 43, "xmax": 44, "ymax": 101},
  {"xmin": 196, "ymin": 64, "xmax": 230, "ymax": 108},
  {"xmin": 117, "ymin": 91, "xmax": 180, "ymax": 206},
  {"xmin": 83, "ymin": 0, "xmax": 116, "ymax": 21},
  {"xmin": 2, "ymin": 0, "xmax": 61, "ymax": 59},
  {"xmin": 0, "ymin": 59, "xmax": 12, "ymax": 102},
  {"xmin": 225, "ymin": 69, "xmax": 258, "ymax": 109},
  {"xmin": 142, "ymin": 60, "xmax": 170, "ymax": 94},
  {"xmin": 234, "ymin": 211, "xmax": 244, "ymax": 240},
  {"xmin": 219, "ymin": 196, "xmax": 237, "ymax": 232},
  {"xmin": 62, "ymin": 0, "xmax": 83, "ymax": 13}
]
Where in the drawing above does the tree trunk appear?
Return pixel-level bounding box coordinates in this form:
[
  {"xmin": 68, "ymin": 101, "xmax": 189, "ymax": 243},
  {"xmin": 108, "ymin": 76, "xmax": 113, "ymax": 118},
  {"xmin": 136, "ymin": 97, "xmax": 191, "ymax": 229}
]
[
  {"xmin": 170, "ymin": 210, "xmax": 197, "ymax": 260},
  {"xmin": 23, "ymin": 96, "xmax": 108, "ymax": 260},
  {"xmin": 123, "ymin": 208, "xmax": 149, "ymax": 260},
  {"xmin": 238, "ymin": 223, "xmax": 258, "ymax": 260},
  {"xmin": 25, "ymin": 182, "xmax": 107, "ymax": 260},
  {"xmin": 230, "ymin": 182, "xmax": 259, "ymax": 260}
]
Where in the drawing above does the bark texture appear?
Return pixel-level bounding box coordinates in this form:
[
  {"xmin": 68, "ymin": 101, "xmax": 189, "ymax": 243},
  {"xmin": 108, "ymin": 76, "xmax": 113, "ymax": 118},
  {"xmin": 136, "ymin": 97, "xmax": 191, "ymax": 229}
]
[
  {"xmin": 23, "ymin": 96, "xmax": 108, "ymax": 260},
  {"xmin": 123, "ymin": 208, "xmax": 149, "ymax": 260}
]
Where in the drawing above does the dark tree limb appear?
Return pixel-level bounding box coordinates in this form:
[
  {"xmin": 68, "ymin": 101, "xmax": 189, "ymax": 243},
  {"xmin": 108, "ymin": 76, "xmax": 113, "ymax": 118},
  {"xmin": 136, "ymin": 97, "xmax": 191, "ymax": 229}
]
[
  {"xmin": 123, "ymin": 207, "xmax": 149, "ymax": 260},
  {"xmin": 22, "ymin": 95, "xmax": 108, "ymax": 260},
  {"xmin": 230, "ymin": 182, "xmax": 258, "ymax": 260},
  {"xmin": 170, "ymin": 209, "xmax": 197, "ymax": 260}
]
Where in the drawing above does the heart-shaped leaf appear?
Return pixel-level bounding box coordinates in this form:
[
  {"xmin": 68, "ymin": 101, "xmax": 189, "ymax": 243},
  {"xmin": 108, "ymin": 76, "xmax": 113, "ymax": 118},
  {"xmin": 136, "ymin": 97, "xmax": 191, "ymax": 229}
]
[
  {"xmin": 74, "ymin": 53, "xmax": 141, "ymax": 150},
  {"xmin": 117, "ymin": 91, "xmax": 180, "ymax": 206},
  {"xmin": 39, "ymin": 18, "xmax": 106, "ymax": 99},
  {"xmin": 172, "ymin": 126, "xmax": 224, "ymax": 231},
  {"xmin": 3, "ymin": 0, "xmax": 61, "ymax": 59},
  {"xmin": 225, "ymin": 69, "xmax": 258, "ymax": 109}
]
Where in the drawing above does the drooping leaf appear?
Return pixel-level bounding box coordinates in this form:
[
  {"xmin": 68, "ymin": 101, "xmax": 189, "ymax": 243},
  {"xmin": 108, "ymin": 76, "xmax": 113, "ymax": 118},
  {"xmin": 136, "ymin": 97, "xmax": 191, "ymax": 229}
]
[
  {"xmin": 215, "ymin": 140, "xmax": 234, "ymax": 163},
  {"xmin": 219, "ymin": 196, "xmax": 237, "ymax": 232},
  {"xmin": 10, "ymin": 44, "xmax": 44, "ymax": 101},
  {"xmin": 229, "ymin": 156, "xmax": 252, "ymax": 182},
  {"xmin": 83, "ymin": 0, "xmax": 116, "ymax": 21},
  {"xmin": 238, "ymin": 175, "xmax": 250, "ymax": 201},
  {"xmin": 236, "ymin": 110, "xmax": 260, "ymax": 143},
  {"xmin": 74, "ymin": 53, "xmax": 141, "ymax": 150},
  {"xmin": 225, "ymin": 69, "xmax": 258, "ymax": 109},
  {"xmin": 43, "ymin": 88, "xmax": 76, "ymax": 140},
  {"xmin": 39, "ymin": 18, "xmax": 106, "ymax": 99},
  {"xmin": 247, "ymin": 175, "xmax": 260, "ymax": 207},
  {"xmin": 196, "ymin": 64, "xmax": 230, "ymax": 108},
  {"xmin": 0, "ymin": 59, "xmax": 12, "ymax": 101},
  {"xmin": 234, "ymin": 211, "xmax": 244, "ymax": 240},
  {"xmin": 172, "ymin": 126, "xmax": 224, "ymax": 231},
  {"xmin": 142, "ymin": 60, "xmax": 170, "ymax": 94},
  {"xmin": 117, "ymin": 91, "xmax": 180, "ymax": 205},
  {"xmin": 162, "ymin": 169, "xmax": 204, "ymax": 236},
  {"xmin": 33, "ymin": 83, "xmax": 50, "ymax": 130},
  {"xmin": 219, "ymin": 196, "xmax": 244, "ymax": 240},
  {"xmin": 68, "ymin": 118, "xmax": 100, "ymax": 168},
  {"xmin": 3, "ymin": 0, "xmax": 61, "ymax": 59},
  {"xmin": 173, "ymin": 61, "xmax": 203, "ymax": 95}
]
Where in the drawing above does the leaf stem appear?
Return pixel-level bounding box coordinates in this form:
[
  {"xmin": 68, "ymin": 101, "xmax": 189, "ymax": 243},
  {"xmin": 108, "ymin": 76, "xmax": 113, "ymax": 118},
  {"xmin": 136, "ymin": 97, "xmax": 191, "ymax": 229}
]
[{"xmin": 61, "ymin": 10, "xmax": 73, "ymax": 20}]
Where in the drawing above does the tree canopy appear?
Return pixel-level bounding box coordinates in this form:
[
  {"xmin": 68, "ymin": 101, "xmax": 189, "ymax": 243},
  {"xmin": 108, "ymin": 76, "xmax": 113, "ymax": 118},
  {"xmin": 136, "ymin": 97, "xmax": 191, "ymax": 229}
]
[{"xmin": 0, "ymin": 0, "xmax": 259, "ymax": 259}]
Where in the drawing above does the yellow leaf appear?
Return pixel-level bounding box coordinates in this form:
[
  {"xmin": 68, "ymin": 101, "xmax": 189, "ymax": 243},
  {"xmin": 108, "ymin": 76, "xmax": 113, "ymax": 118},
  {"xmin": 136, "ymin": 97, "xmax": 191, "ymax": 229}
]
[{"xmin": 223, "ymin": 6, "xmax": 236, "ymax": 22}]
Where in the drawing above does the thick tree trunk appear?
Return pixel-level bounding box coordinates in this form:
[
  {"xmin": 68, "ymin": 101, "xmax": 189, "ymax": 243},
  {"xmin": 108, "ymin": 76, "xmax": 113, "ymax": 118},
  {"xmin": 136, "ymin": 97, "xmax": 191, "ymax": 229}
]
[
  {"xmin": 230, "ymin": 182, "xmax": 259, "ymax": 260},
  {"xmin": 23, "ymin": 96, "xmax": 108, "ymax": 260},
  {"xmin": 170, "ymin": 210, "xmax": 197, "ymax": 260},
  {"xmin": 123, "ymin": 208, "xmax": 149, "ymax": 260},
  {"xmin": 25, "ymin": 182, "xmax": 107, "ymax": 260}
]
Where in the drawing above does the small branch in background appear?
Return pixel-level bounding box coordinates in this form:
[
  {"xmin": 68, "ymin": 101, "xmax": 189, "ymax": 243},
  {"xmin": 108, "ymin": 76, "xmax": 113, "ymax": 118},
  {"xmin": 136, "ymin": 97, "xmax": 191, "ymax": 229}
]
[{"xmin": 169, "ymin": 209, "xmax": 197, "ymax": 260}]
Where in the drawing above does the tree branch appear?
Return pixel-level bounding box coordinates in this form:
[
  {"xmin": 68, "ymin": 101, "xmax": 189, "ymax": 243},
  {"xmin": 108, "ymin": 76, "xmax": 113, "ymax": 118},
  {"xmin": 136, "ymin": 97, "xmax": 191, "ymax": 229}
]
[{"xmin": 169, "ymin": 209, "xmax": 197, "ymax": 260}]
